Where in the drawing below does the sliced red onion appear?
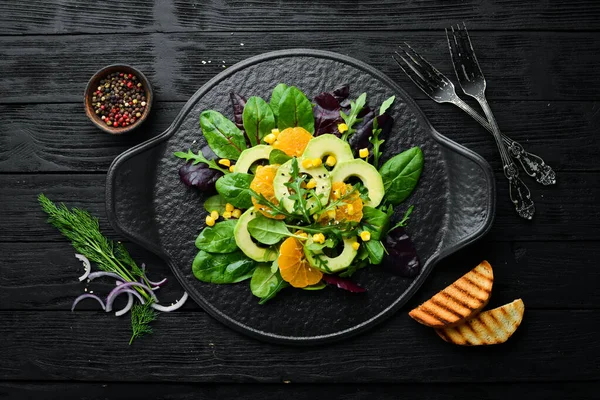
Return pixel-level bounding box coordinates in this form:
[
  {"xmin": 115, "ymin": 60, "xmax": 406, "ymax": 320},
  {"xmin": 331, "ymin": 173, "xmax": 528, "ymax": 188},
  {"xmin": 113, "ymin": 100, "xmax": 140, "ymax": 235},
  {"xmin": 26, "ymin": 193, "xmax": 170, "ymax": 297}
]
[
  {"xmin": 150, "ymin": 292, "xmax": 189, "ymax": 312},
  {"xmin": 147, "ymin": 277, "xmax": 167, "ymax": 287},
  {"xmin": 105, "ymin": 282, "xmax": 156, "ymax": 312},
  {"xmin": 75, "ymin": 254, "xmax": 91, "ymax": 282},
  {"xmin": 72, "ymin": 294, "xmax": 106, "ymax": 311},
  {"xmin": 115, "ymin": 292, "xmax": 134, "ymax": 317},
  {"xmin": 88, "ymin": 271, "xmax": 125, "ymax": 282},
  {"xmin": 121, "ymin": 288, "xmax": 146, "ymax": 305}
]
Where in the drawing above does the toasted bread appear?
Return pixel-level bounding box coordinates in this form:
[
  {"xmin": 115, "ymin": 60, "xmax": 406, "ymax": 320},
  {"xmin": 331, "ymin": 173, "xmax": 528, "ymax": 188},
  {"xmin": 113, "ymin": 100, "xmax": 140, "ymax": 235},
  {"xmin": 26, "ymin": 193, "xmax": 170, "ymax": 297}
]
[
  {"xmin": 409, "ymin": 260, "xmax": 493, "ymax": 328},
  {"xmin": 436, "ymin": 298, "xmax": 525, "ymax": 346}
]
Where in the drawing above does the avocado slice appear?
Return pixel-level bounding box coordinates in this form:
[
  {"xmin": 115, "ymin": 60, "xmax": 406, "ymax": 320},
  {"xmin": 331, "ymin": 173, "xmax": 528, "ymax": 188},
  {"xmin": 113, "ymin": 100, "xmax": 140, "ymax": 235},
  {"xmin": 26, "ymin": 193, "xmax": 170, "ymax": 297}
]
[
  {"xmin": 273, "ymin": 158, "xmax": 332, "ymax": 214},
  {"xmin": 234, "ymin": 208, "xmax": 277, "ymax": 262},
  {"xmin": 302, "ymin": 134, "xmax": 354, "ymax": 165},
  {"xmin": 331, "ymin": 159, "xmax": 385, "ymax": 207},
  {"xmin": 235, "ymin": 145, "xmax": 273, "ymax": 174},
  {"xmin": 304, "ymin": 237, "xmax": 358, "ymax": 273}
]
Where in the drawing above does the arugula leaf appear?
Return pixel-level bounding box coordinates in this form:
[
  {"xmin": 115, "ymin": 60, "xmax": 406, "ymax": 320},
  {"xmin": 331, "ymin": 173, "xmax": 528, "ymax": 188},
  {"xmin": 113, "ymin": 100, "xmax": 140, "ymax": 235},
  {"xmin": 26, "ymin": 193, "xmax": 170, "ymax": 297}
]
[
  {"xmin": 304, "ymin": 237, "xmax": 336, "ymax": 252},
  {"xmin": 192, "ymin": 250, "xmax": 256, "ymax": 284},
  {"xmin": 283, "ymin": 157, "xmax": 311, "ymax": 223},
  {"xmin": 277, "ymin": 86, "xmax": 315, "ymax": 133},
  {"xmin": 173, "ymin": 149, "xmax": 229, "ymax": 174},
  {"xmin": 243, "ymin": 96, "xmax": 276, "ymax": 146},
  {"xmin": 203, "ymin": 194, "xmax": 228, "ymax": 214},
  {"xmin": 247, "ymin": 215, "xmax": 294, "ymax": 245},
  {"xmin": 379, "ymin": 147, "xmax": 424, "ymax": 205},
  {"xmin": 369, "ymin": 118, "xmax": 385, "ymax": 168},
  {"xmin": 379, "ymin": 95, "xmax": 395, "ymax": 115},
  {"xmin": 250, "ymin": 264, "xmax": 289, "ymax": 304},
  {"xmin": 340, "ymin": 92, "xmax": 367, "ymax": 141},
  {"xmin": 195, "ymin": 220, "xmax": 238, "ymax": 253},
  {"xmin": 269, "ymin": 83, "xmax": 288, "ymax": 123},
  {"xmin": 200, "ymin": 110, "xmax": 246, "ymax": 160},
  {"xmin": 215, "ymin": 173, "xmax": 254, "ymax": 209},
  {"xmin": 389, "ymin": 205, "xmax": 415, "ymax": 232},
  {"xmin": 269, "ymin": 149, "xmax": 291, "ymax": 165}
]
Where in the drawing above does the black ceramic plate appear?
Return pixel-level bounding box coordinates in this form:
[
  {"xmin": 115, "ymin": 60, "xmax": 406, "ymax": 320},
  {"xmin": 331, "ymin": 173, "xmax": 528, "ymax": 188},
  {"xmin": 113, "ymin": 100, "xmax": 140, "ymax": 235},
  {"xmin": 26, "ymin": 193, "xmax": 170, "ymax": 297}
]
[{"xmin": 106, "ymin": 49, "xmax": 495, "ymax": 345}]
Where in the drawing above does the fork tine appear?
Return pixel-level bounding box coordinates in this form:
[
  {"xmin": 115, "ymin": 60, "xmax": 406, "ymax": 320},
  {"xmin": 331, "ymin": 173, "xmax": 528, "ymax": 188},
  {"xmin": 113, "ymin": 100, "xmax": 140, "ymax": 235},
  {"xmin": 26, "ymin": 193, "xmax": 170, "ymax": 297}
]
[
  {"xmin": 401, "ymin": 42, "xmax": 450, "ymax": 85},
  {"xmin": 446, "ymin": 26, "xmax": 470, "ymax": 83},
  {"xmin": 392, "ymin": 52, "xmax": 435, "ymax": 96}
]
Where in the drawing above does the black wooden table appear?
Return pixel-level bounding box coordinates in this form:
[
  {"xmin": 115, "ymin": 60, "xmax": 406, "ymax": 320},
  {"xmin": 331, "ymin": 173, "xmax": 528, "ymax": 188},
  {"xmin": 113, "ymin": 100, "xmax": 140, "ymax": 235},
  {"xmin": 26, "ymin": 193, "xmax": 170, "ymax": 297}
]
[{"xmin": 1, "ymin": 1, "xmax": 599, "ymax": 398}]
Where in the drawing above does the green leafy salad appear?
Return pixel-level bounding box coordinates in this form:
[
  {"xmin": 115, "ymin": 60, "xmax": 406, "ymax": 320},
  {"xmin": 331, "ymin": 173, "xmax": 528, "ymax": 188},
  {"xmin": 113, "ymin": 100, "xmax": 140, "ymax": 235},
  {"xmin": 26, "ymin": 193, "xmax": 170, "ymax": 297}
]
[{"xmin": 175, "ymin": 84, "xmax": 424, "ymax": 303}]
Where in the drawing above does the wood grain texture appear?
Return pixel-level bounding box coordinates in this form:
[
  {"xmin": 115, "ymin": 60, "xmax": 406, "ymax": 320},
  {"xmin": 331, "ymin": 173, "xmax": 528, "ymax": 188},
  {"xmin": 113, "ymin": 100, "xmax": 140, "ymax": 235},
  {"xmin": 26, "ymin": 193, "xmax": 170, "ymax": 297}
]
[
  {"xmin": 1, "ymin": 382, "xmax": 598, "ymax": 400},
  {"xmin": 2, "ymin": 241, "xmax": 598, "ymax": 311},
  {"xmin": 1, "ymin": 32, "xmax": 600, "ymax": 104},
  {"xmin": 1, "ymin": 0, "xmax": 600, "ymax": 35},
  {"xmin": 1, "ymin": 100, "xmax": 597, "ymax": 173},
  {"xmin": 1, "ymin": 310, "xmax": 598, "ymax": 382},
  {"xmin": 1, "ymin": 173, "xmax": 597, "ymax": 243}
]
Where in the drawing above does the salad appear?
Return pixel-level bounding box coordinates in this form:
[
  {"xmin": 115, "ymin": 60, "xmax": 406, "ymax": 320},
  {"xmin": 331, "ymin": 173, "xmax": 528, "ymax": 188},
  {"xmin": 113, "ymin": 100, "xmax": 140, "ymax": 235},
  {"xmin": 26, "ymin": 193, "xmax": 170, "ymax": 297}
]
[{"xmin": 174, "ymin": 84, "xmax": 423, "ymax": 303}]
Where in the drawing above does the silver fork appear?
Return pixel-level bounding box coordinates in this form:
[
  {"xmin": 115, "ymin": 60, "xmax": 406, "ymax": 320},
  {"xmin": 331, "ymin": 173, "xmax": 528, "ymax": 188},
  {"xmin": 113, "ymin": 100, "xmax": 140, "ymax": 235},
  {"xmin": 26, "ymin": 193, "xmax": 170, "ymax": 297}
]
[
  {"xmin": 445, "ymin": 23, "xmax": 535, "ymax": 219},
  {"xmin": 393, "ymin": 44, "xmax": 555, "ymax": 187}
]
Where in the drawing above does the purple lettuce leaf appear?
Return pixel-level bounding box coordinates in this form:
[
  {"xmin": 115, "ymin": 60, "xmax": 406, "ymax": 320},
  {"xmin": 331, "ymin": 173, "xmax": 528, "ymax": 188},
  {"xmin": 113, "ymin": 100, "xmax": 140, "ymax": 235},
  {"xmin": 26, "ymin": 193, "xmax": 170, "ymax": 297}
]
[
  {"xmin": 349, "ymin": 112, "xmax": 394, "ymax": 151},
  {"xmin": 313, "ymin": 92, "xmax": 344, "ymax": 136},
  {"xmin": 332, "ymin": 85, "xmax": 350, "ymax": 102},
  {"xmin": 179, "ymin": 162, "xmax": 223, "ymax": 191},
  {"xmin": 230, "ymin": 92, "xmax": 247, "ymax": 131},
  {"xmin": 382, "ymin": 226, "xmax": 421, "ymax": 277},
  {"xmin": 321, "ymin": 274, "xmax": 367, "ymax": 293}
]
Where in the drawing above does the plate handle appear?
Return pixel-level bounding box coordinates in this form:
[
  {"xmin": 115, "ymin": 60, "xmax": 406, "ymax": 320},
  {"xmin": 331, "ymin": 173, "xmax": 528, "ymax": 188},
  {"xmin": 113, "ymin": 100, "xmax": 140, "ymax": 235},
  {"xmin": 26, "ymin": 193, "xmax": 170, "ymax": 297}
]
[{"xmin": 437, "ymin": 142, "xmax": 496, "ymax": 255}]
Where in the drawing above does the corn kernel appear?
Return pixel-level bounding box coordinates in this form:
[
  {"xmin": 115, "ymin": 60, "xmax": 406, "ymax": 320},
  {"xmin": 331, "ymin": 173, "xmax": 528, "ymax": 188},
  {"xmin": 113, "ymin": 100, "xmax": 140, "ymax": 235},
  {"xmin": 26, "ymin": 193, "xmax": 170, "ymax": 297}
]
[
  {"xmin": 360, "ymin": 231, "xmax": 371, "ymax": 241},
  {"xmin": 352, "ymin": 241, "xmax": 360, "ymax": 251},
  {"xmin": 210, "ymin": 210, "xmax": 219, "ymax": 220},
  {"xmin": 218, "ymin": 159, "xmax": 231, "ymax": 167},
  {"xmin": 205, "ymin": 215, "xmax": 216, "ymax": 227},
  {"xmin": 312, "ymin": 157, "xmax": 323, "ymax": 167},
  {"xmin": 359, "ymin": 148, "xmax": 369, "ymax": 158},
  {"xmin": 312, "ymin": 233, "xmax": 325, "ymax": 244},
  {"xmin": 326, "ymin": 209, "xmax": 336, "ymax": 220},
  {"xmin": 229, "ymin": 165, "xmax": 235, "ymax": 173},
  {"xmin": 222, "ymin": 211, "xmax": 232, "ymax": 219},
  {"xmin": 301, "ymin": 158, "xmax": 314, "ymax": 169},
  {"xmin": 346, "ymin": 203, "xmax": 354, "ymax": 215},
  {"xmin": 264, "ymin": 133, "xmax": 277, "ymax": 144},
  {"xmin": 225, "ymin": 203, "xmax": 234, "ymax": 212},
  {"xmin": 297, "ymin": 232, "xmax": 308, "ymax": 239},
  {"xmin": 325, "ymin": 155, "xmax": 337, "ymax": 167},
  {"xmin": 338, "ymin": 123, "xmax": 349, "ymax": 133},
  {"xmin": 306, "ymin": 179, "xmax": 317, "ymax": 189},
  {"xmin": 232, "ymin": 209, "xmax": 242, "ymax": 219},
  {"xmin": 271, "ymin": 128, "xmax": 280, "ymax": 137}
]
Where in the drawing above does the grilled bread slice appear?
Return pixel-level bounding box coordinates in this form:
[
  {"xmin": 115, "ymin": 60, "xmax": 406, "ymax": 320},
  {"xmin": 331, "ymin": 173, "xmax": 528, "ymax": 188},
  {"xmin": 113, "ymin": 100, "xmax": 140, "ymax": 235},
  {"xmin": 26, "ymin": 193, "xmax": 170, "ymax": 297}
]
[
  {"xmin": 409, "ymin": 261, "xmax": 493, "ymax": 328},
  {"xmin": 436, "ymin": 298, "xmax": 525, "ymax": 345}
]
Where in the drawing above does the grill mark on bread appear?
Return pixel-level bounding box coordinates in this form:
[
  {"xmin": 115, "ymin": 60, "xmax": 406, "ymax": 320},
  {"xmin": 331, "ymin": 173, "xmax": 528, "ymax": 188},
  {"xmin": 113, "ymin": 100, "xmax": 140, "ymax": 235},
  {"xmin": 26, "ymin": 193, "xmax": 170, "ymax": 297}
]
[
  {"xmin": 463, "ymin": 275, "xmax": 490, "ymax": 292},
  {"xmin": 429, "ymin": 298, "xmax": 466, "ymax": 319},
  {"xmin": 439, "ymin": 290, "xmax": 477, "ymax": 311},
  {"xmin": 418, "ymin": 305, "xmax": 452, "ymax": 325}
]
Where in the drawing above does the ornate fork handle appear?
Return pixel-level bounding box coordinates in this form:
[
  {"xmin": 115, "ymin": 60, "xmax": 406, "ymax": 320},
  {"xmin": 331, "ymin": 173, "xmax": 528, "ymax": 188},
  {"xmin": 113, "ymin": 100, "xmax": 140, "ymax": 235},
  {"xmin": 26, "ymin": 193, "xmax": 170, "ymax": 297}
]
[
  {"xmin": 503, "ymin": 138, "xmax": 556, "ymax": 185},
  {"xmin": 504, "ymin": 163, "xmax": 535, "ymax": 220}
]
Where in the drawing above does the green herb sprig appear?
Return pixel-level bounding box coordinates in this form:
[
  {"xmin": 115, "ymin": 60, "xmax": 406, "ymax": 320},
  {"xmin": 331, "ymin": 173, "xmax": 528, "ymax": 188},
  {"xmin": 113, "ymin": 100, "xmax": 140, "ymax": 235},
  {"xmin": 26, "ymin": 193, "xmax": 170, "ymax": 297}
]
[
  {"xmin": 174, "ymin": 149, "xmax": 230, "ymax": 174},
  {"xmin": 130, "ymin": 302, "xmax": 157, "ymax": 345},
  {"xmin": 340, "ymin": 93, "xmax": 367, "ymax": 141}
]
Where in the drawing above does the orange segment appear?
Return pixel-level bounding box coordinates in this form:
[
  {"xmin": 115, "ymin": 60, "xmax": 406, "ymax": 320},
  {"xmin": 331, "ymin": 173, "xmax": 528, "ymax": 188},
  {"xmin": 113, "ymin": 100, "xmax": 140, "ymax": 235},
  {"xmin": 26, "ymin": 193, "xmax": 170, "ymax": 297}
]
[
  {"xmin": 278, "ymin": 237, "xmax": 323, "ymax": 288},
  {"xmin": 272, "ymin": 127, "xmax": 313, "ymax": 157},
  {"xmin": 319, "ymin": 181, "xmax": 363, "ymax": 223},
  {"xmin": 250, "ymin": 164, "xmax": 285, "ymax": 220}
]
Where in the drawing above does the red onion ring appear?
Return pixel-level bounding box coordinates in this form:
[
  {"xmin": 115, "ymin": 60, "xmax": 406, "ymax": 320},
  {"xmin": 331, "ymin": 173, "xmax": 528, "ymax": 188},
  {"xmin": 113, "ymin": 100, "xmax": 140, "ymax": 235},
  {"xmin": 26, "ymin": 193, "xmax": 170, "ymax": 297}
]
[
  {"xmin": 115, "ymin": 292, "xmax": 134, "ymax": 317},
  {"xmin": 72, "ymin": 294, "xmax": 106, "ymax": 311},
  {"xmin": 75, "ymin": 254, "xmax": 91, "ymax": 282},
  {"xmin": 150, "ymin": 292, "xmax": 189, "ymax": 312},
  {"xmin": 105, "ymin": 282, "xmax": 156, "ymax": 312},
  {"xmin": 88, "ymin": 271, "xmax": 125, "ymax": 282}
]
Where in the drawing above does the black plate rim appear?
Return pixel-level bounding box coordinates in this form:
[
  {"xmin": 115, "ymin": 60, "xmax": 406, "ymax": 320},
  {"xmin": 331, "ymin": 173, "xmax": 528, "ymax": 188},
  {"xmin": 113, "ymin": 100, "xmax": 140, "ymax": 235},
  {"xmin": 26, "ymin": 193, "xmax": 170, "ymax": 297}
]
[{"xmin": 106, "ymin": 48, "xmax": 495, "ymax": 345}]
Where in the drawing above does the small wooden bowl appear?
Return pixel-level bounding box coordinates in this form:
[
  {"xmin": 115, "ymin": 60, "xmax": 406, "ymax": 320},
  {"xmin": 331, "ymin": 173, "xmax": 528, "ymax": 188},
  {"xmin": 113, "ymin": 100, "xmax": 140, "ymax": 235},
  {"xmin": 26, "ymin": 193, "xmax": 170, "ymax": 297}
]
[{"xmin": 84, "ymin": 64, "xmax": 153, "ymax": 134}]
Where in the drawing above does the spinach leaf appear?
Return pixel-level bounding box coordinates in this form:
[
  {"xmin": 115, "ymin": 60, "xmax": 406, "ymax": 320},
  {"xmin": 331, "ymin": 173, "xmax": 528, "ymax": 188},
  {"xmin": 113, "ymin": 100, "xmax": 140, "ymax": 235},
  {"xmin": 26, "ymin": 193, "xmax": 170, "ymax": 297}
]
[
  {"xmin": 277, "ymin": 86, "xmax": 315, "ymax": 133},
  {"xmin": 269, "ymin": 83, "xmax": 288, "ymax": 122},
  {"xmin": 203, "ymin": 194, "xmax": 228, "ymax": 214},
  {"xmin": 250, "ymin": 264, "xmax": 289, "ymax": 304},
  {"xmin": 361, "ymin": 206, "xmax": 392, "ymax": 240},
  {"xmin": 379, "ymin": 95, "xmax": 396, "ymax": 115},
  {"xmin": 215, "ymin": 173, "xmax": 254, "ymax": 209},
  {"xmin": 269, "ymin": 149, "xmax": 291, "ymax": 165},
  {"xmin": 200, "ymin": 110, "xmax": 246, "ymax": 160},
  {"xmin": 195, "ymin": 220, "xmax": 238, "ymax": 253},
  {"xmin": 192, "ymin": 250, "xmax": 256, "ymax": 283},
  {"xmin": 243, "ymin": 96, "xmax": 276, "ymax": 146},
  {"xmin": 247, "ymin": 214, "xmax": 291, "ymax": 245},
  {"xmin": 364, "ymin": 240, "xmax": 385, "ymax": 265},
  {"xmin": 303, "ymin": 281, "xmax": 326, "ymax": 290},
  {"xmin": 379, "ymin": 147, "xmax": 423, "ymax": 205}
]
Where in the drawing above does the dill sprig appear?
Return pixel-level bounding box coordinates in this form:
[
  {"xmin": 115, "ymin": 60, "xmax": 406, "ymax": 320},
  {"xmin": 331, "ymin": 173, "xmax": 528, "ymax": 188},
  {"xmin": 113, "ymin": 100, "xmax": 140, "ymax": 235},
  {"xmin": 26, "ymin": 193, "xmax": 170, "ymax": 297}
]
[
  {"xmin": 130, "ymin": 301, "xmax": 157, "ymax": 345},
  {"xmin": 38, "ymin": 194, "xmax": 152, "ymax": 302}
]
